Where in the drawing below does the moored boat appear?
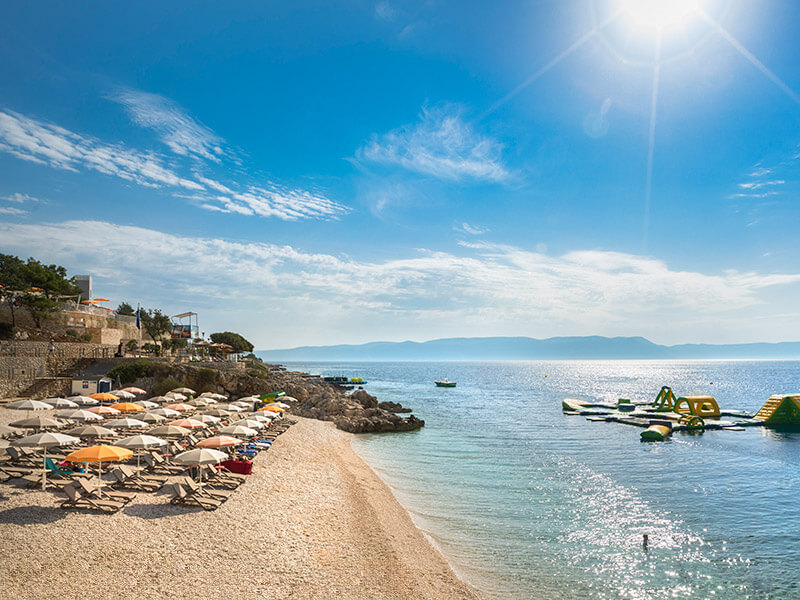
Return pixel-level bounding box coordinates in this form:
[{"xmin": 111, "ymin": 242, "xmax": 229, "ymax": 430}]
[{"xmin": 435, "ymin": 379, "xmax": 456, "ymax": 387}]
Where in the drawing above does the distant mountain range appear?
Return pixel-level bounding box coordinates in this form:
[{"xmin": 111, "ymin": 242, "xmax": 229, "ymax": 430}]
[{"xmin": 256, "ymin": 336, "xmax": 800, "ymax": 361}]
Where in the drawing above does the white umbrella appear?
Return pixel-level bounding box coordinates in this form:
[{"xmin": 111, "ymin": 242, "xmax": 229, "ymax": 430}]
[
  {"xmin": 147, "ymin": 425, "xmax": 190, "ymax": 438},
  {"xmin": 171, "ymin": 387, "xmax": 196, "ymax": 396},
  {"xmin": 273, "ymin": 402, "xmax": 291, "ymax": 409},
  {"xmin": 56, "ymin": 409, "xmax": 103, "ymax": 422},
  {"xmin": 66, "ymin": 424, "xmax": 116, "ymax": 439},
  {"xmin": 141, "ymin": 412, "xmax": 167, "ymax": 424},
  {"xmin": 249, "ymin": 414, "xmax": 273, "ymax": 423},
  {"xmin": 231, "ymin": 401, "xmax": 252, "ymax": 409},
  {"xmin": 173, "ymin": 448, "xmax": 228, "ymax": 484},
  {"xmin": 110, "ymin": 390, "xmax": 136, "ymax": 399},
  {"xmin": 204, "ymin": 408, "xmax": 232, "ymax": 417},
  {"xmin": 9, "ymin": 415, "xmax": 64, "ymax": 430},
  {"xmin": 0, "ymin": 423, "xmax": 21, "ymax": 437},
  {"xmin": 6, "ymin": 399, "xmax": 53, "ymax": 411},
  {"xmin": 195, "ymin": 414, "xmax": 221, "ymax": 424},
  {"xmin": 69, "ymin": 395, "xmax": 99, "ymax": 406},
  {"xmin": 165, "ymin": 393, "xmax": 187, "ymax": 401},
  {"xmin": 215, "ymin": 404, "xmax": 243, "ymax": 412},
  {"xmin": 150, "ymin": 408, "xmax": 180, "ymax": 418},
  {"xmin": 199, "ymin": 392, "xmax": 227, "ymax": 400},
  {"xmin": 280, "ymin": 396, "xmax": 298, "ymax": 403},
  {"xmin": 42, "ymin": 397, "xmax": 79, "ymax": 409},
  {"xmin": 116, "ymin": 434, "xmax": 167, "ymax": 469},
  {"xmin": 105, "ymin": 418, "xmax": 149, "ymax": 429},
  {"xmin": 217, "ymin": 425, "xmax": 257, "ymax": 438},
  {"xmin": 231, "ymin": 419, "xmax": 265, "ymax": 430},
  {"xmin": 187, "ymin": 399, "xmax": 210, "ymax": 407},
  {"xmin": 14, "ymin": 432, "xmax": 80, "ymax": 490},
  {"xmin": 133, "ymin": 400, "xmax": 158, "ymax": 409},
  {"xmin": 147, "ymin": 396, "xmax": 172, "ymax": 404}
]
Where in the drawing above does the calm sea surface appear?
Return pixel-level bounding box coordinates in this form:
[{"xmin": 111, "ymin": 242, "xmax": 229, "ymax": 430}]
[{"xmin": 271, "ymin": 360, "xmax": 800, "ymax": 600}]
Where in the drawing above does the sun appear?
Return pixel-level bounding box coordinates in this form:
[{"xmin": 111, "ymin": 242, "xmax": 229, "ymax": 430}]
[{"xmin": 619, "ymin": 0, "xmax": 700, "ymax": 30}]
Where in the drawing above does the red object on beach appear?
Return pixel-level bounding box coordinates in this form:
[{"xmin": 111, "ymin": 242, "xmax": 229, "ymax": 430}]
[{"xmin": 220, "ymin": 460, "xmax": 252, "ymax": 475}]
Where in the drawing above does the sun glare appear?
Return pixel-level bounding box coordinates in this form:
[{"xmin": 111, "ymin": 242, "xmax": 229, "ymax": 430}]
[{"xmin": 620, "ymin": 0, "xmax": 699, "ymax": 30}]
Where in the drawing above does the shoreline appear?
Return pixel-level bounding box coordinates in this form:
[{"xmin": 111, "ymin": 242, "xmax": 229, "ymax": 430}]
[{"xmin": 0, "ymin": 407, "xmax": 481, "ymax": 600}]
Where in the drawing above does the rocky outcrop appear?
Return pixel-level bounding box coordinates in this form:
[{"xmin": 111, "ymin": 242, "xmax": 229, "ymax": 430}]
[{"xmin": 125, "ymin": 361, "xmax": 423, "ymax": 434}]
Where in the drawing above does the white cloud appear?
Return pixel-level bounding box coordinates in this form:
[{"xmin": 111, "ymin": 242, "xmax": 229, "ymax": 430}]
[
  {"xmin": 374, "ymin": 1, "xmax": 398, "ymax": 21},
  {"xmin": 455, "ymin": 222, "xmax": 488, "ymax": 235},
  {"xmin": 0, "ymin": 206, "xmax": 26, "ymax": 215},
  {"xmin": 109, "ymin": 89, "xmax": 227, "ymax": 162},
  {"xmin": 0, "ymin": 108, "xmax": 349, "ymax": 221},
  {"xmin": 0, "ymin": 110, "xmax": 203, "ymax": 191},
  {"xmin": 2, "ymin": 220, "xmax": 800, "ymax": 346},
  {"xmin": 356, "ymin": 105, "xmax": 512, "ymax": 183},
  {"xmin": 2, "ymin": 192, "xmax": 42, "ymax": 204}
]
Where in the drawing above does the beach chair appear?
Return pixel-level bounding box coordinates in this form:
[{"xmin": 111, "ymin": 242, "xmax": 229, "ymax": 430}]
[
  {"xmin": 180, "ymin": 476, "xmax": 231, "ymax": 502},
  {"xmin": 0, "ymin": 464, "xmax": 34, "ymax": 481},
  {"xmin": 199, "ymin": 466, "xmax": 243, "ymax": 489},
  {"xmin": 142, "ymin": 452, "xmax": 186, "ymax": 475},
  {"xmin": 60, "ymin": 482, "xmax": 125, "ymax": 513},
  {"xmin": 77, "ymin": 478, "xmax": 136, "ymax": 505},
  {"xmin": 166, "ymin": 482, "xmax": 223, "ymax": 511},
  {"xmin": 45, "ymin": 457, "xmax": 89, "ymax": 480},
  {"xmin": 109, "ymin": 466, "xmax": 163, "ymax": 492},
  {"xmin": 5, "ymin": 447, "xmax": 40, "ymax": 467}
]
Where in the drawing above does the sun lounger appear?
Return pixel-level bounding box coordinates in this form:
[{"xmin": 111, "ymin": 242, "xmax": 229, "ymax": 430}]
[
  {"xmin": 109, "ymin": 466, "xmax": 164, "ymax": 492},
  {"xmin": 77, "ymin": 478, "xmax": 136, "ymax": 504},
  {"xmin": 142, "ymin": 452, "xmax": 186, "ymax": 475},
  {"xmin": 60, "ymin": 482, "xmax": 126, "ymax": 513},
  {"xmin": 180, "ymin": 476, "xmax": 232, "ymax": 502},
  {"xmin": 199, "ymin": 466, "xmax": 243, "ymax": 489},
  {"xmin": 166, "ymin": 482, "xmax": 223, "ymax": 511},
  {"xmin": 0, "ymin": 464, "xmax": 35, "ymax": 481}
]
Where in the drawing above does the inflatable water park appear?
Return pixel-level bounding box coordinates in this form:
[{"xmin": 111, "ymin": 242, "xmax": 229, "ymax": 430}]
[{"xmin": 562, "ymin": 387, "xmax": 800, "ymax": 442}]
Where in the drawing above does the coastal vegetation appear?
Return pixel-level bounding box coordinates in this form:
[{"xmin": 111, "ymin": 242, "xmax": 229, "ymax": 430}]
[
  {"xmin": 139, "ymin": 308, "xmax": 172, "ymax": 353},
  {"xmin": 210, "ymin": 331, "xmax": 254, "ymax": 353}
]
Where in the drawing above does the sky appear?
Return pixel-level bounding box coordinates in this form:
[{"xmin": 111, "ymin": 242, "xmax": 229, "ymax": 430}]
[{"xmin": 2, "ymin": 0, "xmax": 800, "ymax": 348}]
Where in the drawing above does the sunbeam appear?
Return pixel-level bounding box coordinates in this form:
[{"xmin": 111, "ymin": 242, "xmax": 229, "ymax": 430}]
[
  {"xmin": 482, "ymin": 12, "xmax": 620, "ymax": 118},
  {"xmin": 643, "ymin": 30, "xmax": 663, "ymax": 251},
  {"xmin": 697, "ymin": 9, "xmax": 800, "ymax": 107}
]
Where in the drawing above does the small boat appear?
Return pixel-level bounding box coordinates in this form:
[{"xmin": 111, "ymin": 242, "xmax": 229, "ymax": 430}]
[{"xmin": 435, "ymin": 379, "xmax": 456, "ymax": 388}]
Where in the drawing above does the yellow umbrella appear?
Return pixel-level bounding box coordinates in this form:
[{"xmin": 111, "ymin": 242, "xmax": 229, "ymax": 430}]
[
  {"xmin": 110, "ymin": 402, "xmax": 144, "ymax": 413},
  {"xmin": 258, "ymin": 405, "xmax": 285, "ymax": 413},
  {"xmin": 65, "ymin": 445, "xmax": 134, "ymax": 495},
  {"xmin": 89, "ymin": 392, "xmax": 119, "ymax": 402}
]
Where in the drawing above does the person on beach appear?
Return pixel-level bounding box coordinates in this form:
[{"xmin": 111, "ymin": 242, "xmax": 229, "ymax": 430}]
[
  {"xmin": 116, "ymin": 341, "xmax": 124, "ymax": 357},
  {"xmin": 48, "ymin": 338, "xmax": 55, "ymax": 353}
]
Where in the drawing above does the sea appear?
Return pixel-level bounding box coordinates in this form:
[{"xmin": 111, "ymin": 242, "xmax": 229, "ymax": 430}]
[{"xmin": 268, "ymin": 360, "xmax": 800, "ymax": 600}]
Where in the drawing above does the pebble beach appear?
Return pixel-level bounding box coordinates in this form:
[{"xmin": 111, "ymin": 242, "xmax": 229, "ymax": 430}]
[{"xmin": 0, "ymin": 410, "xmax": 480, "ymax": 600}]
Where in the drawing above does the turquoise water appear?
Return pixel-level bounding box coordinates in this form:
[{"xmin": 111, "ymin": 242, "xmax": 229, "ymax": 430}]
[{"xmin": 275, "ymin": 360, "xmax": 800, "ymax": 599}]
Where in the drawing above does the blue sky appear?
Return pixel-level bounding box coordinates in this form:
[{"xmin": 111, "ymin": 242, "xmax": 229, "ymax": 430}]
[{"xmin": 2, "ymin": 0, "xmax": 800, "ymax": 347}]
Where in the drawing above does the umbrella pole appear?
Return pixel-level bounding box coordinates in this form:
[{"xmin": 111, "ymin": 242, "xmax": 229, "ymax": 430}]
[{"xmin": 42, "ymin": 449, "xmax": 47, "ymax": 491}]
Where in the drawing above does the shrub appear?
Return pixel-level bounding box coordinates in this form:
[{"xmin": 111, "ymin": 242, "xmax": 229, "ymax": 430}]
[
  {"xmin": 153, "ymin": 376, "xmax": 185, "ymax": 397},
  {"xmin": 65, "ymin": 329, "xmax": 78, "ymax": 338},
  {"xmin": 106, "ymin": 359, "xmax": 152, "ymax": 385},
  {"xmin": 80, "ymin": 333, "xmax": 93, "ymax": 342},
  {"xmin": 0, "ymin": 322, "xmax": 13, "ymax": 340}
]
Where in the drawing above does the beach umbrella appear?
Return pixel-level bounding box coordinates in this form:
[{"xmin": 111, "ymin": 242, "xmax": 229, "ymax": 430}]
[
  {"xmin": 217, "ymin": 425, "xmax": 257, "ymax": 438},
  {"xmin": 204, "ymin": 408, "xmax": 232, "ymax": 418},
  {"xmin": 273, "ymin": 402, "xmax": 291, "ymax": 409},
  {"xmin": 14, "ymin": 432, "xmax": 80, "ymax": 490},
  {"xmin": 105, "ymin": 417, "xmax": 148, "ymax": 429},
  {"xmin": 140, "ymin": 412, "xmax": 167, "ymax": 424},
  {"xmin": 165, "ymin": 393, "xmax": 187, "ymax": 401},
  {"xmin": 42, "ymin": 397, "xmax": 79, "ymax": 409},
  {"xmin": 110, "ymin": 390, "xmax": 136, "ymax": 400},
  {"xmin": 168, "ymin": 418, "xmax": 206, "ymax": 429},
  {"xmin": 147, "ymin": 396, "xmax": 172, "ymax": 404},
  {"xmin": 197, "ymin": 435, "xmax": 242, "ymax": 449},
  {"xmin": 195, "ymin": 414, "xmax": 221, "ymax": 424},
  {"xmin": 173, "ymin": 448, "xmax": 227, "ymax": 484},
  {"xmin": 216, "ymin": 404, "xmax": 243, "ymax": 413},
  {"xmin": 0, "ymin": 439, "xmax": 10, "ymax": 451},
  {"xmin": 170, "ymin": 387, "xmax": 196, "ymax": 396},
  {"xmin": 150, "ymin": 407, "xmax": 180, "ymax": 418},
  {"xmin": 165, "ymin": 403, "xmax": 194, "ymax": 412},
  {"xmin": 86, "ymin": 406, "xmax": 121, "ymax": 417},
  {"xmin": 66, "ymin": 424, "xmax": 116, "ymax": 439},
  {"xmin": 9, "ymin": 415, "xmax": 64, "ymax": 430},
  {"xmin": 280, "ymin": 396, "xmax": 298, "ymax": 403},
  {"xmin": 187, "ymin": 398, "xmax": 210, "ymax": 407},
  {"xmin": 133, "ymin": 400, "xmax": 158, "ymax": 409},
  {"xmin": 248, "ymin": 414, "xmax": 273, "ymax": 423},
  {"xmin": 56, "ymin": 409, "xmax": 103, "ymax": 422},
  {"xmin": 199, "ymin": 392, "xmax": 227, "ymax": 400},
  {"xmin": 116, "ymin": 434, "xmax": 167, "ymax": 469},
  {"xmin": 65, "ymin": 445, "xmax": 134, "ymax": 495},
  {"xmin": 231, "ymin": 401, "xmax": 252, "ymax": 409},
  {"xmin": 231, "ymin": 419, "xmax": 265, "ymax": 430},
  {"xmin": 0, "ymin": 423, "xmax": 21, "ymax": 437},
  {"xmin": 121, "ymin": 387, "xmax": 147, "ymax": 395},
  {"xmin": 147, "ymin": 425, "xmax": 190, "ymax": 438},
  {"xmin": 110, "ymin": 402, "xmax": 145, "ymax": 413},
  {"xmin": 89, "ymin": 392, "xmax": 119, "ymax": 402},
  {"xmin": 6, "ymin": 399, "xmax": 53, "ymax": 411},
  {"xmin": 258, "ymin": 405, "xmax": 285, "ymax": 413},
  {"xmin": 69, "ymin": 395, "xmax": 99, "ymax": 406}
]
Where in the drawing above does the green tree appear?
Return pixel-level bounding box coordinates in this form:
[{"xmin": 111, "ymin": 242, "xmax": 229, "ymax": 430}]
[
  {"xmin": 0, "ymin": 254, "xmax": 27, "ymax": 327},
  {"xmin": 209, "ymin": 331, "xmax": 254, "ymax": 353},
  {"xmin": 139, "ymin": 308, "xmax": 172, "ymax": 353},
  {"xmin": 116, "ymin": 302, "xmax": 136, "ymax": 316}
]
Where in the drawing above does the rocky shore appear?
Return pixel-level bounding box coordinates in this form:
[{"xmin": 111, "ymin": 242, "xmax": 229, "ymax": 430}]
[{"xmin": 124, "ymin": 359, "xmax": 425, "ymax": 434}]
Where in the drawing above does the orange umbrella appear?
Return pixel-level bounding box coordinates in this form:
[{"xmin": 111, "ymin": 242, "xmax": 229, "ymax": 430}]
[
  {"xmin": 197, "ymin": 435, "xmax": 242, "ymax": 448},
  {"xmin": 258, "ymin": 405, "xmax": 285, "ymax": 413},
  {"xmin": 65, "ymin": 445, "xmax": 134, "ymax": 495},
  {"xmin": 93, "ymin": 297, "xmax": 110, "ymax": 302},
  {"xmin": 110, "ymin": 402, "xmax": 144, "ymax": 413},
  {"xmin": 165, "ymin": 403, "xmax": 195, "ymax": 412},
  {"xmin": 89, "ymin": 392, "xmax": 119, "ymax": 402},
  {"xmin": 168, "ymin": 418, "xmax": 206, "ymax": 429}
]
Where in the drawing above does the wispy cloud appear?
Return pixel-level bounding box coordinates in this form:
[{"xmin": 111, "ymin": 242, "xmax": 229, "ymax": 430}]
[
  {"xmin": 0, "ymin": 110, "xmax": 204, "ymax": 191},
  {"xmin": 374, "ymin": 1, "xmax": 399, "ymax": 21},
  {"xmin": 0, "ymin": 206, "xmax": 26, "ymax": 215},
  {"xmin": 356, "ymin": 105, "xmax": 512, "ymax": 183},
  {"xmin": 455, "ymin": 222, "xmax": 488, "ymax": 235},
  {"xmin": 3, "ymin": 220, "xmax": 800, "ymax": 345},
  {"xmin": 2, "ymin": 192, "xmax": 42, "ymax": 204},
  {"xmin": 0, "ymin": 106, "xmax": 349, "ymax": 221},
  {"xmin": 109, "ymin": 88, "xmax": 227, "ymax": 162}
]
